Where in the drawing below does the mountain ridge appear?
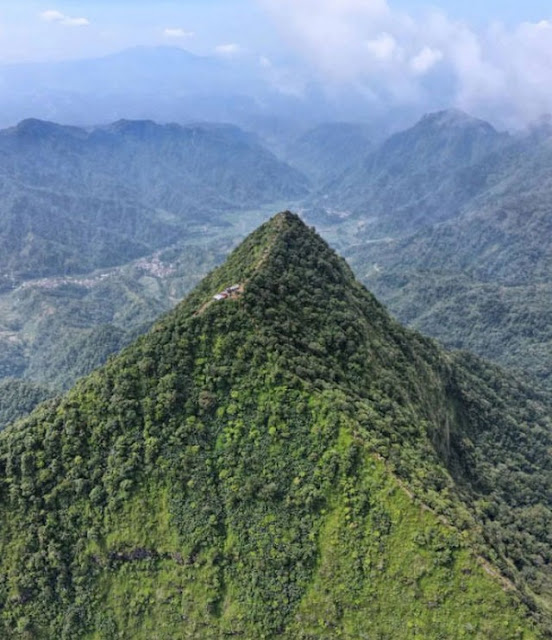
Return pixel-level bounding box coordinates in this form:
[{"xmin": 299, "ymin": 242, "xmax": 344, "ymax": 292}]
[
  {"xmin": 343, "ymin": 112, "xmax": 552, "ymax": 386},
  {"xmin": 0, "ymin": 117, "xmax": 309, "ymax": 282},
  {"xmin": 310, "ymin": 108, "xmax": 511, "ymax": 233}
]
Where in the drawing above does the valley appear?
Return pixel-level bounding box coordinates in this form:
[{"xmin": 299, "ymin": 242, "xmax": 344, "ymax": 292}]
[{"xmin": 3, "ymin": 109, "xmax": 552, "ymax": 427}]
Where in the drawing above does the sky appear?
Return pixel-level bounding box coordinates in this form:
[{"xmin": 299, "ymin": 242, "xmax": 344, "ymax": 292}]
[
  {"xmin": 1, "ymin": 0, "xmax": 551, "ymax": 62},
  {"xmin": 1, "ymin": 1, "xmax": 552, "ymax": 125}
]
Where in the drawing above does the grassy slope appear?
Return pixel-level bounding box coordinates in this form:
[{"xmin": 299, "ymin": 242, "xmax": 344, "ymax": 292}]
[{"xmin": 78, "ymin": 442, "xmax": 536, "ymax": 640}]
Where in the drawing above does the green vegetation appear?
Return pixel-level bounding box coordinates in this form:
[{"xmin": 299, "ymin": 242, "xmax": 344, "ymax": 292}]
[
  {"xmin": 0, "ymin": 212, "xmax": 550, "ymax": 638},
  {"xmin": 0, "ymin": 379, "xmax": 54, "ymax": 430},
  {"xmin": 0, "ymin": 118, "xmax": 308, "ymax": 283},
  {"xmin": 347, "ymin": 174, "xmax": 552, "ymax": 388},
  {"xmin": 284, "ymin": 123, "xmax": 373, "ymax": 184}
]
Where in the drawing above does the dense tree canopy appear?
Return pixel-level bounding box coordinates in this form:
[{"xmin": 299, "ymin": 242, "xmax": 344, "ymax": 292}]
[{"xmin": 0, "ymin": 213, "xmax": 550, "ymax": 638}]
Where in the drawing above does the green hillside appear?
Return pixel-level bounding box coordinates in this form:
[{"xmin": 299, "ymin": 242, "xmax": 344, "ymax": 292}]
[
  {"xmin": 310, "ymin": 109, "xmax": 509, "ymax": 233},
  {"xmin": 346, "ymin": 156, "xmax": 552, "ymax": 387},
  {"xmin": 0, "ymin": 212, "xmax": 550, "ymax": 638},
  {"xmin": 0, "ymin": 379, "xmax": 54, "ymax": 430},
  {"xmin": 0, "ymin": 118, "xmax": 309, "ymax": 283}
]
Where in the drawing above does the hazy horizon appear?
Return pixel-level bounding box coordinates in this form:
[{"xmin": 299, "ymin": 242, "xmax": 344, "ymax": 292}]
[{"xmin": 1, "ymin": 1, "xmax": 552, "ymax": 129}]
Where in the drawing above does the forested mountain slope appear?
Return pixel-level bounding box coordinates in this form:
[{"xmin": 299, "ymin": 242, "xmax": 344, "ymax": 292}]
[
  {"xmin": 1, "ymin": 212, "xmax": 551, "ymax": 638},
  {"xmin": 284, "ymin": 122, "xmax": 373, "ymax": 184},
  {"xmin": 312, "ymin": 109, "xmax": 510, "ymax": 233},
  {"xmin": 0, "ymin": 118, "xmax": 308, "ymax": 282},
  {"xmin": 346, "ymin": 130, "xmax": 552, "ymax": 386}
]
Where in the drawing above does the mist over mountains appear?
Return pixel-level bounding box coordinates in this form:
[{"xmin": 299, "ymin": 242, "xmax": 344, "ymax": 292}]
[{"xmin": 0, "ymin": 46, "xmax": 398, "ymax": 139}]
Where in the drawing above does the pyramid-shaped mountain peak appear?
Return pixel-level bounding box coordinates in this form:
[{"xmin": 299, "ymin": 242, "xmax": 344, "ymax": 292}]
[
  {"xmin": 203, "ymin": 210, "xmax": 352, "ymax": 284},
  {"xmin": 180, "ymin": 209, "xmax": 363, "ymax": 317},
  {"xmin": 0, "ymin": 212, "xmax": 551, "ymax": 638}
]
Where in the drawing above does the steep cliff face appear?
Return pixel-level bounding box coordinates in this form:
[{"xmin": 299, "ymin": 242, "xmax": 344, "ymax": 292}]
[{"xmin": 0, "ymin": 212, "xmax": 550, "ymax": 638}]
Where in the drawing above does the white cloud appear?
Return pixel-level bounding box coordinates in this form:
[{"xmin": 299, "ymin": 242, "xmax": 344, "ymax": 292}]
[
  {"xmin": 40, "ymin": 10, "xmax": 65, "ymax": 22},
  {"xmin": 410, "ymin": 46, "xmax": 443, "ymax": 75},
  {"xmin": 163, "ymin": 28, "xmax": 194, "ymax": 39},
  {"xmin": 365, "ymin": 33, "xmax": 399, "ymax": 61},
  {"xmin": 214, "ymin": 43, "xmax": 241, "ymax": 56},
  {"xmin": 40, "ymin": 10, "xmax": 89, "ymax": 27},
  {"xmin": 259, "ymin": 0, "xmax": 552, "ymax": 125},
  {"xmin": 63, "ymin": 17, "xmax": 89, "ymax": 27}
]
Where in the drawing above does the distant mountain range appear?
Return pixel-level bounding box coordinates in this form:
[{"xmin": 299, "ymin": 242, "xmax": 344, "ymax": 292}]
[
  {"xmin": 2, "ymin": 107, "xmax": 552, "ymax": 425},
  {"xmin": 310, "ymin": 109, "xmax": 511, "ymax": 232},
  {"xmin": 0, "ymin": 117, "xmax": 308, "ymax": 282},
  {"xmin": 0, "ymin": 47, "xmax": 270, "ymax": 128},
  {"xmin": 0, "ymin": 46, "xmax": 409, "ymax": 138}
]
